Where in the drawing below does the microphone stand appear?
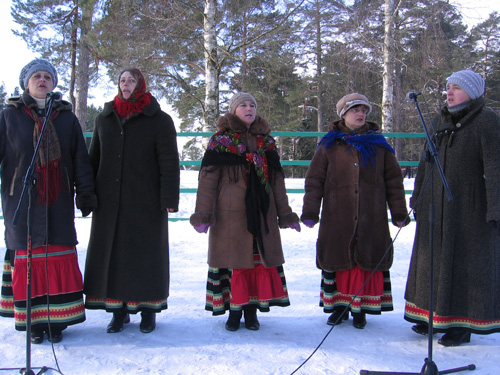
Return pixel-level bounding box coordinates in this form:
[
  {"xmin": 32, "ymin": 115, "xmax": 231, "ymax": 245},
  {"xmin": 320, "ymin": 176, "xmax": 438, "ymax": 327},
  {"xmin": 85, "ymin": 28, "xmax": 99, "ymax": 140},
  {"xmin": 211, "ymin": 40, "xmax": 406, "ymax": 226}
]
[
  {"xmin": 12, "ymin": 95, "xmax": 58, "ymax": 375},
  {"xmin": 360, "ymin": 94, "xmax": 475, "ymax": 375}
]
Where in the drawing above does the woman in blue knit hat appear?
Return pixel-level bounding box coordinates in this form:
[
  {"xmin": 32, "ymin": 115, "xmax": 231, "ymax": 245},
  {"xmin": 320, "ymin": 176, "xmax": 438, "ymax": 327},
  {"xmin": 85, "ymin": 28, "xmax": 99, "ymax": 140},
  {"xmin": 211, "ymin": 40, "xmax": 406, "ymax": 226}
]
[
  {"xmin": 0, "ymin": 58, "xmax": 96, "ymax": 344},
  {"xmin": 405, "ymin": 70, "xmax": 500, "ymax": 346}
]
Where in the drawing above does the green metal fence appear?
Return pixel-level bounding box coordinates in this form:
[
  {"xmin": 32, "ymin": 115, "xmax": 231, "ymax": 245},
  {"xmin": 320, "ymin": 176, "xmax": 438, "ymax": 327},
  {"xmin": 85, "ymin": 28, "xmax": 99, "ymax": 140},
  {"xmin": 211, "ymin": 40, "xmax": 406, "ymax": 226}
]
[
  {"xmin": 0, "ymin": 132, "xmax": 423, "ymax": 221},
  {"xmin": 84, "ymin": 131, "xmax": 424, "ymax": 196}
]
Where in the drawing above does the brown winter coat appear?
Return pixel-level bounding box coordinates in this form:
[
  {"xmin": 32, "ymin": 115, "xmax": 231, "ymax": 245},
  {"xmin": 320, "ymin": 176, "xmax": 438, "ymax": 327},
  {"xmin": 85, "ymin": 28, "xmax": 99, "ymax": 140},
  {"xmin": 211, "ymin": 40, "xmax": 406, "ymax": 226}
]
[
  {"xmin": 405, "ymin": 97, "xmax": 500, "ymax": 321},
  {"xmin": 84, "ymin": 97, "xmax": 180, "ymax": 302},
  {"xmin": 190, "ymin": 114, "xmax": 299, "ymax": 269},
  {"xmin": 301, "ymin": 120, "xmax": 409, "ymax": 272}
]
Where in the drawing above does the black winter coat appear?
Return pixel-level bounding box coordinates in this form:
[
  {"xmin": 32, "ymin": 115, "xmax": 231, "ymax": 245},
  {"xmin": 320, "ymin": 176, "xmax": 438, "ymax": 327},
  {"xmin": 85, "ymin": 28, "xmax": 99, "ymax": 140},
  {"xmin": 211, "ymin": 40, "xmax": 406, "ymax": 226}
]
[
  {"xmin": 405, "ymin": 97, "xmax": 500, "ymax": 321},
  {"xmin": 0, "ymin": 93, "xmax": 96, "ymax": 250},
  {"xmin": 84, "ymin": 97, "xmax": 180, "ymax": 302}
]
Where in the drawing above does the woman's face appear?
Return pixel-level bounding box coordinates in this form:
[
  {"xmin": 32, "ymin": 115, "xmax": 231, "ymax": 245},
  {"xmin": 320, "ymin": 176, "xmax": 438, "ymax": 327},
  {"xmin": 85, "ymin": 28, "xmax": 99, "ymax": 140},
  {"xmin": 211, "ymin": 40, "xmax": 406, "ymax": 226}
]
[
  {"xmin": 234, "ymin": 100, "xmax": 257, "ymax": 127},
  {"xmin": 447, "ymin": 83, "xmax": 471, "ymax": 107},
  {"xmin": 27, "ymin": 71, "xmax": 54, "ymax": 99},
  {"xmin": 119, "ymin": 71, "xmax": 137, "ymax": 100},
  {"xmin": 343, "ymin": 105, "xmax": 368, "ymax": 131}
]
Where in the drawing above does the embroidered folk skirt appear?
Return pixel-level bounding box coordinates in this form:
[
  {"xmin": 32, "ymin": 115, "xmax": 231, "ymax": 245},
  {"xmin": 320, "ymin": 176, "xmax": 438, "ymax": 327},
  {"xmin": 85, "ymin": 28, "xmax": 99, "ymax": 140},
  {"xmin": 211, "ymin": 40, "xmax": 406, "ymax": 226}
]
[
  {"xmin": 0, "ymin": 246, "xmax": 85, "ymax": 331},
  {"xmin": 404, "ymin": 302, "xmax": 500, "ymax": 334},
  {"xmin": 320, "ymin": 266, "xmax": 393, "ymax": 314},
  {"xmin": 85, "ymin": 296, "xmax": 167, "ymax": 314},
  {"xmin": 205, "ymin": 254, "xmax": 290, "ymax": 315}
]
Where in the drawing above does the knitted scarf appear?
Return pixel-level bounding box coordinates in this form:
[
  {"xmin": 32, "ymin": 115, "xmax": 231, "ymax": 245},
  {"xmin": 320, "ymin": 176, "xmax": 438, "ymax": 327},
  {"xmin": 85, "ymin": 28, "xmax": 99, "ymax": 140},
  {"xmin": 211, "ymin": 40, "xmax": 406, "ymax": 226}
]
[
  {"xmin": 112, "ymin": 70, "xmax": 152, "ymax": 119},
  {"xmin": 202, "ymin": 129, "xmax": 282, "ymax": 255},
  {"xmin": 22, "ymin": 106, "xmax": 62, "ymax": 205},
  {"xmin": 318, "ymin": 129, "xmax": 395, "ymax": 166}
]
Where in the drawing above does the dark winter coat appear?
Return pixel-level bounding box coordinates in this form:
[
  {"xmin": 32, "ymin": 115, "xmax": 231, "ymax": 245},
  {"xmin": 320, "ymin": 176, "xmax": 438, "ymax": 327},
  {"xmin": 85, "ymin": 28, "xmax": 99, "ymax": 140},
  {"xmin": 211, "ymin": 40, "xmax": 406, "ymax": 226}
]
[
  {"xmin": 0, "ymin": 93, "xmax": 96, "ymax": 250},
  {"xmin": 301, "ymin": 120, "xmax": 409, "ymax": 272},
  {"xmin": 190, "ymin": 114, "xmax": 299, "ymax": 269},
  {"xmin": 84, "ymin": 97, "xmax": 180, "ymax": 302},
  {"xmin": 405, "ymin": 97, "xmax": 500, "ymax": 321}
]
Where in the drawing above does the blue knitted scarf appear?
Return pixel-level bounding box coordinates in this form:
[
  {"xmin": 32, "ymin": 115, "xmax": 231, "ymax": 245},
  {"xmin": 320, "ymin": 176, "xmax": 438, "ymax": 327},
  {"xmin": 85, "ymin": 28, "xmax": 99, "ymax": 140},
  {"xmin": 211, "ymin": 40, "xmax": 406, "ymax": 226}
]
[{"xmin": 318, "ymin": 129, "xmax": 395, "ymax": 166}]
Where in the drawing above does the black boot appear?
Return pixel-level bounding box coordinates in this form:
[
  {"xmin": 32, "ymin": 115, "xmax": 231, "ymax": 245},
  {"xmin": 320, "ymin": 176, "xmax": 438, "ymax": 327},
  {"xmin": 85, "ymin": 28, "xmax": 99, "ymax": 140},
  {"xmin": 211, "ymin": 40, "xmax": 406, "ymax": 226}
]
[
  {"xmin": 31, "ymin": 327, "xmax": 44, "ymax": 344},
  {"xmin": 327, "ymin": 308, "xmax": 349, "ymax": 326},
  {"xmin": 243, "ymin": 305, "xmax": 260, "ymax": 331},
  {"xmin": 352, "ymin": 312, "xmax": 367, "ymax": 329},
  {"xmin": 106, "ymin": 309, "xmax": 130, "ymax": 333},
  {"xmin": 47, "ymin": 327, "xmax": 64, "ymax": 343},
  {"xmin": 438, "ymin": 328, "xmax": 471, "ymax": 347},
  {"xmin": 139, "ymin": 312, "xmax": 156, "ymax": 333},
  {"xmin": 225, "ymin": 310, "xmax": 242, "ymax": 331},
  {"xmin": 411, "ymin": 323, "xmax": 429, "ymax": 335}
]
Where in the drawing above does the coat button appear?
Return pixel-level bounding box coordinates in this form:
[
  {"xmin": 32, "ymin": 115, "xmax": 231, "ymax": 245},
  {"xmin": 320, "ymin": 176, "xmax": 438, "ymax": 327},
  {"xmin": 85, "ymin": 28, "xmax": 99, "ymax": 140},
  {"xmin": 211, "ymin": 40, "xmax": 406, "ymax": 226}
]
[
  {"xmin": 456, "ymin": 123, "xmax": 462, "ymax": 128},
  {"xmin": 354, "ymin": 163, "xmax": 359, "ymax": 167},
  {"xmin": 354, "ymin": 189, "xmax": 358, "ymax": 194}
]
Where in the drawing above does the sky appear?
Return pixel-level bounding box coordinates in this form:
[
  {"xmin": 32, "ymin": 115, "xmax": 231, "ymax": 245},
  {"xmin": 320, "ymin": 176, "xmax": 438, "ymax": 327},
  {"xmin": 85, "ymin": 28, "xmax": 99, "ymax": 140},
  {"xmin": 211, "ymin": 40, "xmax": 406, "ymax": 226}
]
[{"xmin": 0, "ymin": 0, "xmax": 498, "ymax": 103}]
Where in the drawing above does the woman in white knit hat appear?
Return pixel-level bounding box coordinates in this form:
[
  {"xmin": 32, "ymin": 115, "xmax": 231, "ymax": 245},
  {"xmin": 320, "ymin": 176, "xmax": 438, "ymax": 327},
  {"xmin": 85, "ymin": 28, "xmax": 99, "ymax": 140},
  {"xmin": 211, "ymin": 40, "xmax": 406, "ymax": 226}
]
[
  {"xmin": 405, "ymin": 70, "xmax": 500, "ymax": 346},
  {"xmin": 190, "ymin": 92, "xmax": 300, "ymax": 331}
]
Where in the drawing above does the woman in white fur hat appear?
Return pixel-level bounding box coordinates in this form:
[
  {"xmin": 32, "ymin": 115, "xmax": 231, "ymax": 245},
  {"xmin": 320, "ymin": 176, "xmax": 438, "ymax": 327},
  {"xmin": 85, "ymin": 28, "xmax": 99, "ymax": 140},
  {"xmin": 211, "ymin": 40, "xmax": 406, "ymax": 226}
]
[{"xmin": 301, "ymin": 92, "xmax": 409, "ymax": 330}]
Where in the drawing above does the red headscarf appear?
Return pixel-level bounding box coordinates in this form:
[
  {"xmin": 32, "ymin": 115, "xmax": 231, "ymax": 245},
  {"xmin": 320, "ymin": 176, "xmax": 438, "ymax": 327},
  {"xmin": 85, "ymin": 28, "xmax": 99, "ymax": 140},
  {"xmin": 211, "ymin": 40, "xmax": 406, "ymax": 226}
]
[{"xmin": 112, "ymin": 68, "xmax": 152, "ymax": 118}]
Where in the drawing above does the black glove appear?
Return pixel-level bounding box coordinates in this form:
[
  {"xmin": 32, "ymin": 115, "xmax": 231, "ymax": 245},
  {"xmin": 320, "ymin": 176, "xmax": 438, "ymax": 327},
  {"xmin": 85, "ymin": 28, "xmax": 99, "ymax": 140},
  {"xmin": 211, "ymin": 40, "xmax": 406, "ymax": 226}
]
[{"xmin": 81, "ymin": 208, "xmax": 92, "ymax": 217}]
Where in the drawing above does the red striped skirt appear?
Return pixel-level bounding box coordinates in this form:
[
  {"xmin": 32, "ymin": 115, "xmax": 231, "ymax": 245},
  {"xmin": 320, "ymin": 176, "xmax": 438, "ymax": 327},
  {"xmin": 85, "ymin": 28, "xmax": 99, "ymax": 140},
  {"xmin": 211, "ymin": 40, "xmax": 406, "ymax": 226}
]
[
  {"xmin": 320, "ymin": 266, "xmax": 393, "ymax": 314},
  {"xmin": 1, "ymin": 246, "xmax": 85, "ymax": 331}
]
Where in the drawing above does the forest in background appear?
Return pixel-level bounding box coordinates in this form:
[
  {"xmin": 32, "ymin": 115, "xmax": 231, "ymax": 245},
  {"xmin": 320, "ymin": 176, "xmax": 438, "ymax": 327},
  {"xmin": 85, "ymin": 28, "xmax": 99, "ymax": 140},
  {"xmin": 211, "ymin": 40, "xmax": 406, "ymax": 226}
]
[{"xmin": 0, "ymin": 0, "xmax": 498, "ymax": 176}]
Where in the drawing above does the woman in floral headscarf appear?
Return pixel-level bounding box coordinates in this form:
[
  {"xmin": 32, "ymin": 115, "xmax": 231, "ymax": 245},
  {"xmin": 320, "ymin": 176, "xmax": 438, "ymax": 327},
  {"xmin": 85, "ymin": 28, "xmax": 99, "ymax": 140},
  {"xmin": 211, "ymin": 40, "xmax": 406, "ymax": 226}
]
[
  {"xmin": 84, "ymin": 68, "xmax": 180, "ymax": 334},
  {"xmin": 190, "ymin": 92, "xmax": 300, "ymax": 331}
]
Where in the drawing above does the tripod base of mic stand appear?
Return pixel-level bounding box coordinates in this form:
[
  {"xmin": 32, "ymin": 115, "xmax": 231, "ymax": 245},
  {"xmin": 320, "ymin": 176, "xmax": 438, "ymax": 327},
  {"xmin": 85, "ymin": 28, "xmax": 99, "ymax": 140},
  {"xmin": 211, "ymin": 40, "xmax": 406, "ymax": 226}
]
[
  {"xmin": 20, "ymin": 366, "xmax": 49, "ymax": 375},
  {"xmin": 360, "ymin": 358, "xmax": 476, "ymax": 375}
]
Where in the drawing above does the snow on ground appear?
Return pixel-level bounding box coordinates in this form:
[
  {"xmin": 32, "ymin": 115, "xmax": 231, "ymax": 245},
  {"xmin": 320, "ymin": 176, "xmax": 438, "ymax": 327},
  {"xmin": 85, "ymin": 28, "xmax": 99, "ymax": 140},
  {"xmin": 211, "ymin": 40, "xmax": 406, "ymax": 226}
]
[{"xmin": 0, "ymin": 171, "xmax": 498, "ymax": 375}]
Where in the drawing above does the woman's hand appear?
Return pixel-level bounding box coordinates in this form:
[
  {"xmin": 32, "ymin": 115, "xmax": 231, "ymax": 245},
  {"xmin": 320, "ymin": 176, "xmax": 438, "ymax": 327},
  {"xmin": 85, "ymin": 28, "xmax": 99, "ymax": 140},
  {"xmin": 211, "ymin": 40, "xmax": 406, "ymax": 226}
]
[
  {"xmin": 302, "ymin": 219, "xmax": 316, "ymax": 228},
  {"xmin": 194, "ymin": 223, "xmax": 210, "ymax": 233}
]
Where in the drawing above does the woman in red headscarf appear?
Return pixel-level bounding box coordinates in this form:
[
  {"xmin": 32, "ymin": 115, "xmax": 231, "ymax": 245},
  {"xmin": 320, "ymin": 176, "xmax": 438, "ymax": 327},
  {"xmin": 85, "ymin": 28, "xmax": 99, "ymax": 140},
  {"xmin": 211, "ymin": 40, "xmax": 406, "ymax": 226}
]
[{"xmin": 84, "ymin": 68, "xmax": 180, "ymax": 334}]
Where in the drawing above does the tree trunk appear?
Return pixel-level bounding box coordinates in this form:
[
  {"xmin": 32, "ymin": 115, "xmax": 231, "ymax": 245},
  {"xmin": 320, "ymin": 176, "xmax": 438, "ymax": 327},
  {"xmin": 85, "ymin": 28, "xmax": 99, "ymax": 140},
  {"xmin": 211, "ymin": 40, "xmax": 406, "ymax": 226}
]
[
  {"xmin": 203, "ymin": 0, "xmax": 219, "ymax": 132},
  {"xmin": 315, "ymin": 0, "xmax": 324, "ymax": 132},
  {"xmin": 382, "ymin": 0, "xmax": 396, "ymax": 132},
  {"xmin": 75, "ymin": 0, "xmax": 97, "ymax": 133},
  {"xmin": 68, "ymin": 6, "xmax": 79, "ymax": 108}
]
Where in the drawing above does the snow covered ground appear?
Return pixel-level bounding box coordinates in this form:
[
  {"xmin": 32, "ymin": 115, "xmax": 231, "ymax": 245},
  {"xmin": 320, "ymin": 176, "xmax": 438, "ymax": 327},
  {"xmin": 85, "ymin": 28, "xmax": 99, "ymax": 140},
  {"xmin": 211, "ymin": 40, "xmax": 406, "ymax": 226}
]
[{"xmin": 0, "ymin": 171, "xmax": 498, "ymax": 375}]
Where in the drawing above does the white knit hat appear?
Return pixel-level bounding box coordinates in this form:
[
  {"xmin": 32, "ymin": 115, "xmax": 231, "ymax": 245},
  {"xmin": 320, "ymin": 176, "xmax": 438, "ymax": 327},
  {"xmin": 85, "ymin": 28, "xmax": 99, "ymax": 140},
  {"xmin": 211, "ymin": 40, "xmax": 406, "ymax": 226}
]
[
  {"xmin": 447, "ymin": 70, "xmax": 485, "ymax": 100},
  {"xmin": 228, "ymin": 92, "xmax": 257, "ymax": 114}
]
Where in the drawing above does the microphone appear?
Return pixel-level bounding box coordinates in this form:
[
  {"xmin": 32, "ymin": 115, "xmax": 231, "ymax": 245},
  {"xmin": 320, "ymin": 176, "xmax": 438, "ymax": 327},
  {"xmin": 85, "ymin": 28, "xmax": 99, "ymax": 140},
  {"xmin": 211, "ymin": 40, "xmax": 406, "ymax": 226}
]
[
  {"xmin": 46, "ymin": 91, "xmax": 63, "ymax": 101},
  {"xmin": 406, "ymin": 91, "xmax": 422, "ymax": 100}
]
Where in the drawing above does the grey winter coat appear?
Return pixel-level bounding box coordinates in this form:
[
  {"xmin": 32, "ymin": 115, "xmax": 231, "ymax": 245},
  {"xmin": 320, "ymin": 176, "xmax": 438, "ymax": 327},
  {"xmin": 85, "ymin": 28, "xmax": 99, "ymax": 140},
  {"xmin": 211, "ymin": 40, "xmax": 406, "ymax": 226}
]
[
  {"xmin": 0, "ymin": 93, "xmax": 96, "ymax": 250},
  {"xmin": 405, "ymin": 97, "xmax": 500, "ymax": 321},
  {"xmin": 84, "ymin": 97, "xmax": 179, "ymax": 302}
]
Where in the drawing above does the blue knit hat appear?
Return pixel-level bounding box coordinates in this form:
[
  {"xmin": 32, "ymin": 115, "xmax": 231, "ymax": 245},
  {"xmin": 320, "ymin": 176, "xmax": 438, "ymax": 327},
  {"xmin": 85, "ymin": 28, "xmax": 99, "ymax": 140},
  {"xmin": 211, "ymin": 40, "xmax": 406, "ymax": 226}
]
[
  {"xmin": 446, "ymin": 70, "xmax": 485, "ymax": 100},
  {"xmin": 19, "ymin": 58, "xmax": 58, "ymax": 91}
]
